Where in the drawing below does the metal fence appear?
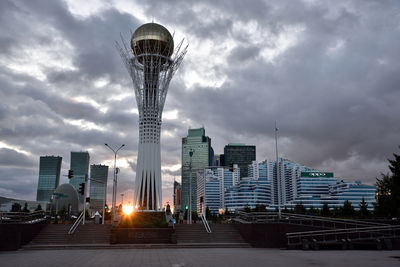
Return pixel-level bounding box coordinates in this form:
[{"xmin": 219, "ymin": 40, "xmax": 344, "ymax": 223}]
[
  {"xmin": 286, "ymin": 225, "xmax": 400, "ymax": 246},
  {"xmin": 235, "ymin": 211, "xmax": 387, "ymax": 229},
  {"xmin": 0, "ymin": 211, "xmax": 47, "ymax": 224}
]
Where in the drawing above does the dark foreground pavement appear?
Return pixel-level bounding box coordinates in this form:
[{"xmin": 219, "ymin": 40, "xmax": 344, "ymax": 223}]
[{"xmin": 1, "ymin": 248, "xmax": 400, "ymax": 267}]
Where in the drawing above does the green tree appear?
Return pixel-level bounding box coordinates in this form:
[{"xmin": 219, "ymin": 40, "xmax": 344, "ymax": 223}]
[
  {"xmin": 205, "ymin": 206, "xmax": 211, "ymax": 219},
  {"xmin": 332, "ymin": 207, "xmax": 342, "ymax": 217},
  {"xmin": 307, "ymin": 206, "xmax": 318, "ymax": 216},
  {"xmin": 294, "ymin": 203, "xmax": 306, "ymax": 214},
  {"xmin": 58, "ymin": 205, "xmax": 67, "ymax": 216},
  {"xmin": 22, "ymin": 202, "xmax": 29, "ymax": 213},
  {"xmin": 11, "ymin": 202, "xmax": 21, "ymax": 212},
  {"xmin": 341, "ymin": 200, "xmax": 355, "ymax": 217},
  {"xmin": 256, "ymin": 204, "xmax": 266, "ymax": 212},
  {"xmin": 192, "ymin": 211, "xmax": 199, "ymax": 222},
  {"xmin": 321, "ymin": 203, "xmax": 330, "ymax": 216},
  {"xmin": 375, "ymin": 149, "xmax": 400, "ymax": 217},
  {"xmin": 359, "ymin": 197, "xmax": 370, "ymax": 217},
  {"xmin": 282, "ymin": 207, "xmax": 291, "ymax": 214},
  {"xmin": 243, "ymin": 205, "xmax": 251, "ymax": 213},
  {"xmin": 35, "ymin": 204, "xmax": 42, "ymax": 211},
  {"xmin": 224, "ymin": 207, "xmax": 230, "ymax": 216}
]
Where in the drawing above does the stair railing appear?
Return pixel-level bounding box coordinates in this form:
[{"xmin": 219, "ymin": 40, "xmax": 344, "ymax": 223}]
[
  {"xmin": 200, "ymin": 213, "xmax": 212, "ymax": 233},
  {"xmin": 68, "ymin": 211, "xmax": 84, "ymax": 235}
]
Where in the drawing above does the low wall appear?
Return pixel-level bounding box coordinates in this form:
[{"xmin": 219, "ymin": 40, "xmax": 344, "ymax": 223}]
[
  {"xmin": 110, "ymin": 227, "xmax": 176, "ymax": 244},
  {"xmin": 236, "ymin": 223, "xmax": 325, "ymax": 248},
  {"xmin": 0, "ymin": 222, "xmax": 47, "ymax": 250}
]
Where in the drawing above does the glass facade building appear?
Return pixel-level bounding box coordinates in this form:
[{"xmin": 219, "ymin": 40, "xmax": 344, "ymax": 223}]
[
  {"xmin": 197, "ymin": 170, "xmax": 222, "ymax": 214},
  {"xmin": 327, "ymin": 181, "xmax": 376, "ymax": 210},
  {"xmin": 198, "ymin": 159, "xmax": 377, "ymax": 213},
  {"xmin": 225, "ymin": 162, "xmax": 271, "ymax": 212},
  {"xmin": 197, "ymin": 166, "xmax": 240, "ymax": 214},
  {"xmin": 181, "ymin": 128, "xmax": 212, "ymax": 212},
  {"xmin": 173, "ymin": 181, "xmax": 182, "ymax": 213},
  {"xmin": 224, "ymin": 144, "xmax": 255, "ymax": 178},
  {"xmin": 89, "ymin": 164, "xmax": 108, "ymax": 212},
  {"xmin": 36, "ymin": 156, "xmax": 62, "ymax": 202},
  {"xmin": 69, "ymin": 151, "xmax": 90, "ymax": 203}
]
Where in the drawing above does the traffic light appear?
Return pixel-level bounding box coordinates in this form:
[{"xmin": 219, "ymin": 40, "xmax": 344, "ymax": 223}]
[
  {"xmin": 185, "ymin": 205, "xmax": 188, "ymax": 210},
  {"xmin": 67, "ymin": 170, "xmax": 74, "ymax": 179},
  {"xmin": 79, "ymin": 183, "xmax": 85, "ymax": 195},
  {"xmin": 229, "ymin": 162, "xmax": 234, "ymax": 172}
]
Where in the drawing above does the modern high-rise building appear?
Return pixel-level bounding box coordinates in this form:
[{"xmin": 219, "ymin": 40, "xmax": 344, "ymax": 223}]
[
  {"xmin": 36, "ymin": 156, "xmax": 62, "ymax": 202},
  {"xmin": 173, "ymin": 181, "xmax": 181, "ymax": 213},
  {"xmin": 69, "ymin": 151, "xmax": 90, "ymax": 203},
  {"xmin": 181, "ymin": 127, "xmax": 212, "ymax": 213},
  {"xmin": 89, "ymin": 164, "xmax": 108, "ymax": 212},
  {"xmin": 219, "ymin": 154, "xmax": 225, "ymax": 166},
  {"xmin": 225, "ymin": 162, "xmax": 271, "ymax": 212},
  {"xmin": 197, "ymin": 165, "xmax": 240, "ymax": 214},
  {"xmin": 198, "ymin": 159, "xmax": 377, "ymax": 213},
  {"xmin": 117, "ymin": 23, "xmax": 187, "ymax": 210},
  {"xmin": 224, "ymin": 144, "xmax": 256, "ymax": 178}
]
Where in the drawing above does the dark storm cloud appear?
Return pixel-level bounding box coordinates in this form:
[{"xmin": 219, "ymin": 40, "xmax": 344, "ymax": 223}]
[
  {"xmin": 144, "ymin": 0, "xmax": 400, "ymax": 182},
  {"xmin": 0, "ymin": 148, "xmax": 36, "ymax": 168},
  {"xmin": 0, "ymin": 0, "xmax": 399, "ymax": 203}
]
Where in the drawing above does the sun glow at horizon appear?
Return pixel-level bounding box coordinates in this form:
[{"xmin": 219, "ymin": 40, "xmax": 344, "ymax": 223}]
[{"xmin": 122, "ymin": 204, "xmax": 134, "ymax": 215}]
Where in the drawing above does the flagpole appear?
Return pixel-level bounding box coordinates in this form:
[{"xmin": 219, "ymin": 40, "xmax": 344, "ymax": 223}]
[{"xmin": 275, "ymin": 121, "xmax": 281, "ymax": 219}]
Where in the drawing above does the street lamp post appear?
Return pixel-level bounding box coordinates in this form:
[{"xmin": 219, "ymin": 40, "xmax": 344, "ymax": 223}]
[
  {"xmin": 275, "ymin": 122, "xmax": 281, "ymax": 219},
  {"xmin": 188, "ymin": 149, "xmax": 194, "ymax": 224},
  {"xmin": 105, "ymin": 143, "xmax": 125, "ymax": 224}
]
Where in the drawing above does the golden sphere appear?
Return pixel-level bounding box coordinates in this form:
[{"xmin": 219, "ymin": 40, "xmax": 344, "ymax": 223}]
[{"xmin": 131, "ymin": 23, "xmax": 174, "ymax": 61}]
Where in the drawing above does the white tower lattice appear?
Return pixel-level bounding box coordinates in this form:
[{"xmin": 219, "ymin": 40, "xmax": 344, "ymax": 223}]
[{"xmin": 117, "ymin": 23, "xmax": 187, "ymax": 210}]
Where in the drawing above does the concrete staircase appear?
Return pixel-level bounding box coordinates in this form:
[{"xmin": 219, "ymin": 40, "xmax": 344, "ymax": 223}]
[
  {"xmin": 175, "ymin": 224, "xmax": 250, "ymax": 247},
  {"xmin": 23, "ymin": 223, "xmax": 249, "ymax": 249},
  {"xmin": 25, "ymin": 224, "xmax": 111, "ymax": 248}
]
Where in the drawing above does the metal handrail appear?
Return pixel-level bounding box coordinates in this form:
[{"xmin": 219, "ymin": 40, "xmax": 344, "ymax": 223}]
[
  {"xmin": 68, "ymin": 211, "xmax": 84, "ymax": 234},
  {"xmin": 287, "ymin": 225, "xmax": 397, "ymax": 237},
  {"xmin": 0, "ymin": 211, "xmax": 46, "ymax": 224},
  {"xmin": 236, "ymin": 211, "xmax": 387, "ymax": 228},
  {"xmin": 200, "ymin": 213, "xmax": 212, "ymax": 233},
  {"xmin": 286, "ymin": 225, "xmax": 400, "ymax": 245}
]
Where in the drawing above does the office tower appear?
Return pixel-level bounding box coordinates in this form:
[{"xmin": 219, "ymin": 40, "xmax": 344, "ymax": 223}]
[
  {"xmin": 181, "ymin": 127, "xmax": 212, "ymax": 213},
  {"xmin": 69, "ymin": 151, "xmax": 90, "ymax": 203},
  {"xmin": 197, "ymin": 165, "xmax": 239, "ymax": 214},
  {"xmin": 224, "ymin": 144, "xmax": 256, "ymax": 178},
  {"xmin": 36, "ymin": 156, "xmax": 62, "ymax": 202},
  {"xmin": 173, "ymin": 181, "xmax": 181, "ymax": 213},
  {"xmin": 117, "ymin": 23, "xmax": 187, "ymax": 210},
  {"xmin": 225, "ymin": 162, "xmax": 271, "ymax": 212},
  {"xmin": 89, "ymin": 164, "xmax": 108, "ymax": 212},
  {"xmin": 219, "ymin": 154, "xmax": 225, "ymax": 166}
]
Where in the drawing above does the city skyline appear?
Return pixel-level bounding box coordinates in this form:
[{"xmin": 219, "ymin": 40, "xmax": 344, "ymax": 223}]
[{"xmin": 1, "ymin": 0, "xmax": 400, "ymax": 207}]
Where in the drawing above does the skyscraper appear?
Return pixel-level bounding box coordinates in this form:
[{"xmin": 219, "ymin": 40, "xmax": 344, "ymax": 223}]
[
  {"xmin": 69, "ymin": 151, "xmax": 90, "ymax": 203},
  {"xmin": 224, "ymin": 144, "xmax": 256, "ymax": 178},
  {"xmin": 36, "ymin": 156, "xmax": 62, "ymax": 202},
  {"xmin": 173, "ymin": 181, "xmax": 181, "ymax": 213},
  {"xmin": 181, "ymin": 127, "xmax": 212, "ymax": 213},
  {"xmin": 117, "ymin": 23, "xmax": 187, "ymax": 210},
  {"xmin": 89, "ymin": 164, "xmax": 108, "ymax": 212}
]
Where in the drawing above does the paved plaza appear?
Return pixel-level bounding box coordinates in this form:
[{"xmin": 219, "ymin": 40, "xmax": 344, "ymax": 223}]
[{"xmin": 1, "ymin": 248, "xmax": 400, "ymax": 267}]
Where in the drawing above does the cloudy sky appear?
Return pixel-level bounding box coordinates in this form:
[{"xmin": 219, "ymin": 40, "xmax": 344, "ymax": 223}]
[{"xmin": 1, "ymin": 0, "xmax": 399, "ymax": 206}]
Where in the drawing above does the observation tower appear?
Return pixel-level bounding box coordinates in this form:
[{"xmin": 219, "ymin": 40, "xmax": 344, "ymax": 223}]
[{"xmin": 117, "ymin": 23, "xmax": 187, "ymax": 210}]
